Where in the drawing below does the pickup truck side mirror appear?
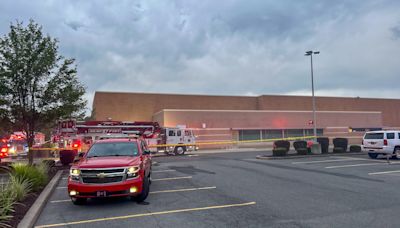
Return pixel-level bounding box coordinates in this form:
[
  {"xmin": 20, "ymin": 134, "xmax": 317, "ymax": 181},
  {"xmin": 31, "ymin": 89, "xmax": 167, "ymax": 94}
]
[
  {"xmin": 143, "ymin": 150, "xmax": 151, "ymax": 155},
  {"xmin": 78, "ymin": 152, "xmax": 85, "ymax": 158}
]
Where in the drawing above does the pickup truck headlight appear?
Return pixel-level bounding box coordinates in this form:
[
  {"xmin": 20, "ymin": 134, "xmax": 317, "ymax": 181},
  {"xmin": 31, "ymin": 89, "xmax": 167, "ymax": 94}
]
[
  {"xmin": 127, "ymin": 166, "xmax": 140, "ymax": 178},
  {"xmin": 69, "ymin": 168, "xmax": 80, "ymax": 181},
  {"xmin": 70, "ymin": 168, "xmax": 80, "ymax": 176}
]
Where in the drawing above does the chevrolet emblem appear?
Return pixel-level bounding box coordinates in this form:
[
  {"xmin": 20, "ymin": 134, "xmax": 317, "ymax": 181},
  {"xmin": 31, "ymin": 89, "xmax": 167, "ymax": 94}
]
[{"xmin": 97, "ymin": 173, "xmax": 106, "ymax": 179}]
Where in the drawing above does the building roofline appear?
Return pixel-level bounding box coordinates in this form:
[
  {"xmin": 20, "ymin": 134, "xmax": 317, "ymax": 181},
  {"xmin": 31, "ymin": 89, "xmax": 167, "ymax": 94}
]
[
  {"xmin": 94, "ymin": 90, "xmax": 400, "ymax": 101},
  {"xmin": 154, "ymin": 109, "xmax": 382, "ymax": 114}
]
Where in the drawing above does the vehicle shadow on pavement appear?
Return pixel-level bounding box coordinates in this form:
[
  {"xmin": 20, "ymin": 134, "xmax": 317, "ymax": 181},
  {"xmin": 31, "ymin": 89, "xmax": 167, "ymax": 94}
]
[{"xmin": 73, "ymin": 197, "xmax": 148, "ymax": 207}]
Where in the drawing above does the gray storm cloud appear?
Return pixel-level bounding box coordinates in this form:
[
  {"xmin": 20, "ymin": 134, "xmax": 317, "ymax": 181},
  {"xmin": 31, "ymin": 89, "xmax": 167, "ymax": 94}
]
[{"xmin": 1, "ymin": 0, "xmax": 400, "ymax": 113}]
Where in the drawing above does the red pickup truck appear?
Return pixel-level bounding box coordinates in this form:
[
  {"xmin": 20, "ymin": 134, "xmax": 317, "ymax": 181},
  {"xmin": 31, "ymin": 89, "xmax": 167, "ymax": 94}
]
[{"xmin": 68, "ymin": 138, "xmax": 152, "ymax": 205}]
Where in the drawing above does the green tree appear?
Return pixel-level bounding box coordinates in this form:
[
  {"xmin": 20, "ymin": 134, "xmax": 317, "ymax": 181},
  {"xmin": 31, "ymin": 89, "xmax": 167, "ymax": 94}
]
[{"xmin": 0, "ymin": 20, "xmax": 86, "ymax": 164}]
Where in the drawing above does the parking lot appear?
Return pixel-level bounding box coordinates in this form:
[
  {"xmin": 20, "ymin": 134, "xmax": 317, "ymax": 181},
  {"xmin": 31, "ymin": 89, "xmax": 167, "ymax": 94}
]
[{"xmin": 35, "ymin": 151, "xmax": 400, "ymax": 228}]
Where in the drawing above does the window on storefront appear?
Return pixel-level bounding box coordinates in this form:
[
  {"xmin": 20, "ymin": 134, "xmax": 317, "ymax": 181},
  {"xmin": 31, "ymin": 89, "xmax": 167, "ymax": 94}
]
[
  {"xmin": 284, "ymin": 129, "xmax": 304, "ymax": 138},
  {"xmin": 304, "ymin": 129, "xmax": 323, "ymax": 136},
  {"xmin": 239, "ymin": 130, "xmax": 261, "ymax": 141},
  {"xmin": 261, "ymin": 130, "xmax": 282, "ymax": 139}
]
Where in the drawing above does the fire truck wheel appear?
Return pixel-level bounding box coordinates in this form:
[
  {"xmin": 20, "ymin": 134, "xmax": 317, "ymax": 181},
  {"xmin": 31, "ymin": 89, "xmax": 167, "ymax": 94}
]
[
  {"xmin": 71, "ymin": 197, "xmax": 87, "ymax": 205},
  {"xmin": 174, "ymin": 146, "xmax": 186, "ymax": 155},
  {"xmin": 133, "ymin": 176, "xmax": 150, "ymax": 203}
]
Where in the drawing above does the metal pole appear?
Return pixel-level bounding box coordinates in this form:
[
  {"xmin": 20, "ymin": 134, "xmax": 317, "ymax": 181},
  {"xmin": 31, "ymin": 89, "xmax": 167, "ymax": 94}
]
[{"xmin": 310, "ymin": 54, "xmax": 317, "ymax": 141}]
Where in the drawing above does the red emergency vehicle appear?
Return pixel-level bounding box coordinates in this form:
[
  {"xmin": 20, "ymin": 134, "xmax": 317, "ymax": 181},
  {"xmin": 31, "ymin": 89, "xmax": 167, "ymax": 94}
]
[{"xmin": 54, "ymin": 120, "xmax": 162, "ymax": 153}]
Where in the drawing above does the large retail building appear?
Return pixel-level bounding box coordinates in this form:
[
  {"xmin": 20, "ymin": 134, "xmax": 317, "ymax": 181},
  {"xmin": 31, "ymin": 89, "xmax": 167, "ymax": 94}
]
[{"xmin": 93, "ymin": 91, "xmax": 400, "ymax": 145}]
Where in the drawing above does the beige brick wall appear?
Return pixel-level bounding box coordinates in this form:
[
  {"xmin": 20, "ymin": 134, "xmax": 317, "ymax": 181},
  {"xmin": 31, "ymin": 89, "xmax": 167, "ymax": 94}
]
[{"xmin": 93, "ymin": 91, "xmax": 400, "ymax": 127}]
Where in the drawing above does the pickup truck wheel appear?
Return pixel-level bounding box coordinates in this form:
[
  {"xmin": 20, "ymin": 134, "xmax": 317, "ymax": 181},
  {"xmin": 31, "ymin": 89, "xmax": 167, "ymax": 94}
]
[
  {"xmin": 134, "ymin": 176, "xmax": 150, "ymax": 203},
  {"xmin": 71, "ymin": 197, "xmax": 87, "ymax": 205},
  {"xmin": 368, "ymin": 153, "xmax": 378, "ymax": 159},
  {"xmin": 174, "ymin": 146, "xmax": 186, "ymax": 155}
]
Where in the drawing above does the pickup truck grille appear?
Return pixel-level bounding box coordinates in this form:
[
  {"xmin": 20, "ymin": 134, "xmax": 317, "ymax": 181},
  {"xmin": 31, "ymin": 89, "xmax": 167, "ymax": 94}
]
[
  {"xmin": 80, "ymin": 169, "xmax": 125, "ymax": 174},
  {"xmin": 82, "ymin": 176, "xmax": 123, "ymax": 184},
  {"xmin": 80, "ymin": 168, "xmax": 126, "ymax": 184}
]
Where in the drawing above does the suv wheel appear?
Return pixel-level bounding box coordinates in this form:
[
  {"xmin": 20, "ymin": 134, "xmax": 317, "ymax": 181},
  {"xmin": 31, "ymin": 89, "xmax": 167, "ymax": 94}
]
[
  {"xmin": 174, "ymin": 146, "xmax": 186, "ymax": 155},
  {"xmin": 368, "ymin": 153, "xmax": 378, "ymax": 159},
  {"xmin": 71, "ymin": 197, "xmax": 87, "ymax": 205},
  {"xmin": 133, "ymin": 175, "xmax": 150, "ymax": 203}
]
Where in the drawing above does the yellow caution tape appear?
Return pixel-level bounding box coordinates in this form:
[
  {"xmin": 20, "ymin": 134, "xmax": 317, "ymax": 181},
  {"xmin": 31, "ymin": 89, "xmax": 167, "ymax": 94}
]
[
  {"xmin": 29, "ymin": 136, "xmax": 316, "ymax": 150},
  {"xmin": 149, "ymin": 136, "xmax": 316, "ymax": 148}
]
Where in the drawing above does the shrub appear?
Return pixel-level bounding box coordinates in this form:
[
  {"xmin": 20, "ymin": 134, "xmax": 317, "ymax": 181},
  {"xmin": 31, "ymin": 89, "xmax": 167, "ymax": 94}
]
[
  {"xmin": 333, "ymin": 138, "xmax": 348, "ymax": 152},
  {"xmin": 293, "ymin": 141, "xmax": 307, "ymax": 150},
  {"xmin": 273, "ymin": 147, "xmax": 288, "ymax": 157},
  {"xmin": 296, "ymin": 148, "xmax": 308, "ymax": 155},
  {"xmin": 0, "ymin": 182, "xmax": 16, "ymax": 227},
  {"xmin": 11, "ymin": 163, "xmax": 48, "ymax": 191},
  {"xmin": 274, "ymin": 140, "xmax": 290, "ymax": 152},
  {"xmin": 350, "ymin": 145, "xmax": 362, "ymax": 153},
  {"xmin": 317, "ymin": 137, "xmax": 330, "ymax": 154},
  {"xmin": 8, "ymin": 175, "xmax": 32, "ymax": 202}
]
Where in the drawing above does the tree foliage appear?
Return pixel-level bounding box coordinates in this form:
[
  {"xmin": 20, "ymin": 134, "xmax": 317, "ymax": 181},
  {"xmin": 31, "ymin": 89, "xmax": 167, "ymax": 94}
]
[{"xmin": 0, "ymin": 20, "xmax": 86, "ymax": 163}]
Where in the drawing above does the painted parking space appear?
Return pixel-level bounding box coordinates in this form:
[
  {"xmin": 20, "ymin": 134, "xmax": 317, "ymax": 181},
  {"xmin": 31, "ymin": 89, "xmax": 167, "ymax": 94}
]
[
  {"xmin": 283, "ymin": 154, "xmax": 400, "ymax": 178},
  {"xmin": 34, "ymin": 159, "xmax": 258, "ymax": 228},
  {"xmin": 34, "ymin": 150, "xmax": 400, "ymax": 227}
]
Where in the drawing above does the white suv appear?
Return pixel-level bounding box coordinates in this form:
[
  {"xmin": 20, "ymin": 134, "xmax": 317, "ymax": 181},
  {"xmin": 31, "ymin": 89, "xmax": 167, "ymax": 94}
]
[{"xmin": 362, "ymin": 131, "xmax": 400, "ymax": 159}]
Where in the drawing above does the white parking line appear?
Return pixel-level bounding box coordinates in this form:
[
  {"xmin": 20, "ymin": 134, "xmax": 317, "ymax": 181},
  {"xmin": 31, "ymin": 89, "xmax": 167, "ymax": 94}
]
[
  {"xmin": 292, "ymin": 158, "xmax": 365, "ymax": 164},
  {"xmin": 369, "ymin": 170, "xmax": 400, "ymax": 175},
  {"xmin": 150, "ymin": 186, "xmax": 216, "ymax": 194},
  {"xmin": 152, "ymin": 169, "xmax": 176, "ymax": 173},
  {"xmin": 35, "ymin": 202, "xmax": 256, "ymax": 227},
  {"xmin": 325, "ymin": 163, "xmax": 384, "ymax": 169},
  {"xmin": 50, "ymin": 186, "xmax": 217, "ymax": 203},
  {"xmin": 152, "ymin": 176, "xmax": 192, "ymax": 181}
]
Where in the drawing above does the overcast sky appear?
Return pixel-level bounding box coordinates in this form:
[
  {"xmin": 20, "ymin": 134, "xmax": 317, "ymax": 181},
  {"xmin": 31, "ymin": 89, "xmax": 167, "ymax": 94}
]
[{"xmin": 1, "ymin": 0, "xmax": 400, "ymax": 112}]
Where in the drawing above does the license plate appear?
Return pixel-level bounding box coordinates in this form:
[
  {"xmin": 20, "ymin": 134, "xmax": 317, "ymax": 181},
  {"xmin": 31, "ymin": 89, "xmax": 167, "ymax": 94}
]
[{"xmin": 96, "ymin": 191, "xmax": 107, "ymax": 197}]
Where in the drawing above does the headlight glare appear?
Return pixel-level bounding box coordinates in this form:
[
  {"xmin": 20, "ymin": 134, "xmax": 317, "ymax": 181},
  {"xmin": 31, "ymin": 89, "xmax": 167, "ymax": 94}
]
[{"xmin": 70, "ymin": 168, "xmax": 80, "ymax": 176}]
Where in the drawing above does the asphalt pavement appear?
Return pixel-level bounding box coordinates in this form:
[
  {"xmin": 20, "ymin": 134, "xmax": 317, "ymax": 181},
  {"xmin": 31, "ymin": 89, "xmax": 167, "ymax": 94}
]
[{"xmin": 35, "ymin": 151, "xmax": 400, "ymax": 228}]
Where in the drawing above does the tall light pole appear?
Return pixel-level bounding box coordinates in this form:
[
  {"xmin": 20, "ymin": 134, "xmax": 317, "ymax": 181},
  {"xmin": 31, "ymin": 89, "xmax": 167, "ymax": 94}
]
[{"xmin": 305, "ymin": 51, "xmax": 319, "ymax": 141}]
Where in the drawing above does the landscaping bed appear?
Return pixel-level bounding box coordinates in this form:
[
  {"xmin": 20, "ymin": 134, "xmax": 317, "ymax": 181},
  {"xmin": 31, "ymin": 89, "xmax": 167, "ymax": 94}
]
[
  {"xmin": 260, "ymin": 138, "xmax": 364, "ymax": 159},
  {"xmin": 0, "ymin": 162, "xmax": 68, "ymax": 228},
  {"xmin": 257, "ymin": 150, "xmax": 365, "ymax": 160}
]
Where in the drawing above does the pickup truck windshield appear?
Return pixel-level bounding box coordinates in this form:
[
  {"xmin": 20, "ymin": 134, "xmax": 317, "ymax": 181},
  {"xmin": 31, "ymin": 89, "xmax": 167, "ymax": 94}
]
[
  {"xmin": 364, "ymin": 133, "xmax": 384, "ymax": 139},
  {"xmin": 86, "ymin": 142, "xmax": 139, "ymax": 157}
]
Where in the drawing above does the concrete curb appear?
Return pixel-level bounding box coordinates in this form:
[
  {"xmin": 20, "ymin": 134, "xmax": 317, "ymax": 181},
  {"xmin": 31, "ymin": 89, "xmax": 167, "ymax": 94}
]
[
  {"xmin": 18, "ymin": 170, "xmax": 63, "ymax": 228},
  {"xmin": 256, "ymin": 152, "xmax": 366, "ymax": 160}
]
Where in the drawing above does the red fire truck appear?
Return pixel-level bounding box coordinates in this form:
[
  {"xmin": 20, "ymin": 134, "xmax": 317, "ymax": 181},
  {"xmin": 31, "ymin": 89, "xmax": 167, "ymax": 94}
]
[
  {"xmin": 54, "ymin": 120, "xmax": 162, "ymax": 153},
  {"xmin": 54, "ymin": 120, "xmax": 197, "ymax": 155}
]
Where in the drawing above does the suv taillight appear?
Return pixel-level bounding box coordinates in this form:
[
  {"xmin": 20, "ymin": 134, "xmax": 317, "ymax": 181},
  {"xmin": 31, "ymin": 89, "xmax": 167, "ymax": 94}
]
[{"xmin": 384, "ymin": 139, "xmax": 388, "ymax": 146}]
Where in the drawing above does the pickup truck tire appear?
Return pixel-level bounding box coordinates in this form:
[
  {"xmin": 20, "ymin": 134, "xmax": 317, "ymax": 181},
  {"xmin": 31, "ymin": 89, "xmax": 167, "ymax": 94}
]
[
  {"xmin": 174, "ymin": 146, "xmax": 186, "ymax": 155},
  {"xmin": 368, "ymin": 153, "xmax": 378, "ymax": 159},
  {"xmin": 71, "ymin": 197, "xmax": 87, "ymax": 205},
  {"xmin": 134, "ymin": 176, "xmax": 150, "ymax": 203}
]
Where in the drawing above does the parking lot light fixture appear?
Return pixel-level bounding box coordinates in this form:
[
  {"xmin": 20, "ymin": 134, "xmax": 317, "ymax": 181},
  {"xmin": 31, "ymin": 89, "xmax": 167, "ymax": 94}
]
[{"xmin": 305, "ymin": 50, "xmax": 320, "ymax": 141}]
